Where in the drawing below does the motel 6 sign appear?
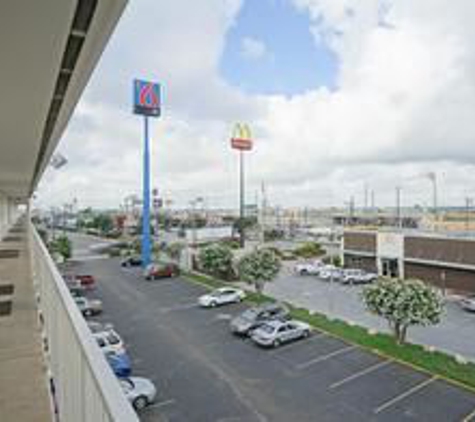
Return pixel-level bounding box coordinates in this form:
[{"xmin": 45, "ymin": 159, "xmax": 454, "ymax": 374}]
[
  {"xmin": 133, "ymin": 79, "xmax": 161, "ymax": 117},
  {"xmin": 231, "ymin": 123, "xmax": 253, "ymax": 151}
]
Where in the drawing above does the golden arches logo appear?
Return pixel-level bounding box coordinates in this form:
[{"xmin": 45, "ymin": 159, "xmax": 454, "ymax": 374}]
[{"xmin": 232, "ymin": 123, "xmax": 252, "ymax": 141}]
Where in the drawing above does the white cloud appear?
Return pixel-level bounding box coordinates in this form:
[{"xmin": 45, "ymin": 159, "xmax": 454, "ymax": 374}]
[
  {"xmin": 240, "ymin": 36, "xmax": 268, "ymax": 60},
  {"xmin": 36, "ymin": 0, "xmax": 475, "ymax": 211}
]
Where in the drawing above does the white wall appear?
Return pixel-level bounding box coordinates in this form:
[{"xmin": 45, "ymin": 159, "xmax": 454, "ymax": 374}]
[{"xmin": 0, "ymin": 194, "xmax": 19, "ymax": 239}]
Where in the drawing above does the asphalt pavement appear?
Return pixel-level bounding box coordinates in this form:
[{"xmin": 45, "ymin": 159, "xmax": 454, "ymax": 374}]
[{"xmin": 66, "ymin": 234, "xmax": 475, "ymax": 421}]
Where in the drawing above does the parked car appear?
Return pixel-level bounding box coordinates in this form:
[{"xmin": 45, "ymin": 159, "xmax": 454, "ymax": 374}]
[
  {"xmin": 74, "ymin": 297, "xmax": 102, "ymax": 316},
  {"xmin": 87, "ymin": 321, "xmax": 114, "ymax": 333},
  {"xmin": 198, "ymin": 287, "xmax": 245, "ymax": 308},
  {"xmin": 93, "ymin": 329, "xmax": 125, "ymax": 354},
  {"xmin": 230, "ymin": 303, "xmax": 290, "ymax": 335},
  {"xmin": 144, "ymin": 263, "xmax": 180, "ymax": 280},
  {"xmin": 251, "ymin": 319, "xmax": 312, "ymax": 348},
  {"xmin": 120, "ymin": 376, "xmax": 157, "ymax": 410},
  {"xmin": 68, "ymin": 285, "xmax": 85, "ymax": 298},
  {"xmin": 105, "ymin": 350, "xmax": 132, "ymax": 378},
  {"xmin": 294, "ymin": 260, "xmax": 323, "ymax": 276},
  {"xmin": 121, "ymin": 256, "xmax": 142, "ymax": 267},
  {"xmin": 76, "ymin": 274, "xmax": 96, "ymax": 289},
  {"xmin": 460, "ymin": 295, "xmax": 475, "ymax": 312},
  {"xmin": 319, "ymin": 266, "xmax": 343, "ymax": 281},
  {"xmin": 340, "ymin": 269, "xmax": 377, "ymax": 285}
]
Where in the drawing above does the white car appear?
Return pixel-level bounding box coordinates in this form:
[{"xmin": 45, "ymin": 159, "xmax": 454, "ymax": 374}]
[
  {"xmin": 198, "ymin": 287, "xmax": 245, "ymax": 308},
  {"xmin": 460, "ymin": 296, "xmax": 475, "ymax": 312},
  {"xmin": 294, "ymin": 260, "xmax": 323, "ymax": 276},
  {"xmin": 93, "ymin": 329, "xmax": 125, "ymax": 354},
  {"xmin": 251, "ymin": 319, "xmax": 312, "ymax": 348},
  {"xmin": 340, "ymin": 269, "xmax": 377, "ymax": 285},
  {"xmin": 319, "ymin": 266, "xmax": 343, "ymax": 281},
  {"xmin": 120, "ymin": 376, "xmax": 157, "ymax": 410}
]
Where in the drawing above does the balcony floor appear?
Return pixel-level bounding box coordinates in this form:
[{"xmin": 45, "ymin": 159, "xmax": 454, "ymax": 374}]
[{"xmin": 0, "ymin": 227, "xmax": 52, "ymax": 421}]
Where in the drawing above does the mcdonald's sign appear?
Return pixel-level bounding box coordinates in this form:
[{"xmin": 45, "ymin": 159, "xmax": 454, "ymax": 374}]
[{"xmin": 231, "ymin": 123, "xmax": 253, "ymax": 151}]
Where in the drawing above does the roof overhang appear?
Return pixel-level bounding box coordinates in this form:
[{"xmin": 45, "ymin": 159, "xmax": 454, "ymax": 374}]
[{"xmin": 0, "ymin": 0, "xmax": 127, "ymax": 200}]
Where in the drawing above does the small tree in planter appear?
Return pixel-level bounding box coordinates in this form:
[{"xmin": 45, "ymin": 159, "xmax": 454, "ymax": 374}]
[
  {"xmin": 238, "ymin": 248, "xmax": 281, "ymax": 294},
  {"xmin": 362, "ymin": 278, "xmax": 443, "ymax": 344},
  {"xmin": 50, "ymin": 235, "xmax": 72, "ymax": 261},
  {"xmin": 198, "ymin": 243, "xmax": 234, "ymax": 279}
]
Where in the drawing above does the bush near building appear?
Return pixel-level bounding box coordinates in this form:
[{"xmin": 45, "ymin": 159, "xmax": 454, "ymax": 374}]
[
  {"xmin": 293, "ymin": 242, "xmax": 324, "ymax": 259},
  {"xmin": 50, "ymin": 235, "xmax": 72, "ymax": 261},
  {"xmin": 362, "ymin": 278, "xmax": 444, "ymax": 344}
]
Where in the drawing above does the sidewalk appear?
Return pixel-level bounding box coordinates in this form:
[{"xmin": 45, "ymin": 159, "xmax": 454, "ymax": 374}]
[{"xmin": 0, "ymin": 227, "xmax": 52, "ymax": 421}]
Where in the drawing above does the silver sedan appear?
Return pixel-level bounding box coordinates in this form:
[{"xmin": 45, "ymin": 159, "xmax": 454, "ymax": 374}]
[
  {"xmin": 251, "ymin": 319, "xmax": 311, "ymax": 348},
  {"xmin": 119, "ymin": 376, "xmax": 157, "ymax": 410}
]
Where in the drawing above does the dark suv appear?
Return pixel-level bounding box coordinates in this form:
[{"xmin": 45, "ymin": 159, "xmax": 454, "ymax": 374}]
[{"xmin": 229, "ymin": 303, "xmax": 289, "ymax": 336}]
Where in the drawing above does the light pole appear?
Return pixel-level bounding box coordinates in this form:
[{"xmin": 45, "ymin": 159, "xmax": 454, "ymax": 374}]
[{"xmin": 230, "ymin": 123, "xmax": 253, "ymax": 248}]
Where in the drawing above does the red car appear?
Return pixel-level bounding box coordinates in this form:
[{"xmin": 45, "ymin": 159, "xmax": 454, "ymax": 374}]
[
  {"xmin": 144, "ymin": 263, "xmax": 180, "ymax": 280},
  {"xmin": 76, "ymin": 274, "xmax": 96, "ymax": 289}
]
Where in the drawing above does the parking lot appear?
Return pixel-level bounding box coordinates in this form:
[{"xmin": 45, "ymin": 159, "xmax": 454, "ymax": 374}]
[
  {"xmin": 266, "ymin": 264, "xmax": 475, "ymax": 361},
  {"xmin": 73, "ymin": 256, "xmax": 475, "ymax": 421}
]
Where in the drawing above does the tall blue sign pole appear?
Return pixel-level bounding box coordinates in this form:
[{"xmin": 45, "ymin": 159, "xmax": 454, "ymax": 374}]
[{"xmin": 133, "ymin": 79, "xmax": 161, "ymax": 269}]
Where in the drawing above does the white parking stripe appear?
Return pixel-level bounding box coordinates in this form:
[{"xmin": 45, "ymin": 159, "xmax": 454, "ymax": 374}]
[
  {"xmin": 296, "ymin": 345, "xmax": 356, "ymax": 370},
  {"xmin": 330, "ymin": 360, "xmax": 392, "ymax": 389},
  {"xmin": 373, "ymin": 376, "xmax": 438, "ymax": 414},
  {"xmin": 145, "ymin": 399, "xmax": 176, "ymax": 410},
  {"xmin": 160, "ymin": 303, "xmax": 197, "ymax": 313},
  {"xmin": 269, "ymin": 332, "xmax": 327, "ymax": 355}
]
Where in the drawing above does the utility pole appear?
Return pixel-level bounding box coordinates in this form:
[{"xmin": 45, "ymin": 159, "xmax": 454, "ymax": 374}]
[
  {"xmin": 466, "ymin": 197, "xmax": 472, "ymax": 232},
  {"xmin": 260, "ymin": 181, "xmax": 267, "ymax": 244},
  {"xmin": 371, "ymin": 190, "xmax": 375, "ymax": 213},
  {"xmin": 364, "ymin": 183, "xmax": 368, "ymax": 213},
  {"xmin": 396, "ymin": 186, "xmax": 402, "ymax": 229}
]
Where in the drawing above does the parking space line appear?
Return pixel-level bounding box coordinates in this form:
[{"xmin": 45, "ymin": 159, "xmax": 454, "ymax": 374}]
[
  {"xmin": 296, "ymin": 345, "xmax": 356, "ymax": 370},
  {"xmin": 461, "ymin": 406, "xmax": 475, "ymax": 422},
  {"xmin": 145, "ymin": 398, "xmax": 176, "ymax": 410},
  {"xmin": 373, "ymin": 376, "xmax": 438, "ymax": 414},
  {"xmin": 330, "ymin": 360, "xmax": 392, "ymax": 390},
  {"xmin": 269, "ymin": 331, "xmax": 327, "ymax": 355},
  {"xmin": 160, "ymin": 303, "xmax": 197, "ymax": 313}
]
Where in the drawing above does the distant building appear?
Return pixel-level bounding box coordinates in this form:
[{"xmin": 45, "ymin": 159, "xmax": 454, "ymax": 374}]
[{"xmin": 343, "ymin": 229, "xmax": 475, "ymax": 295}]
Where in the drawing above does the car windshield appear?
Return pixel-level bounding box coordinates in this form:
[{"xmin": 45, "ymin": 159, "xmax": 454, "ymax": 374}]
[
  {"xmin": 258, "ymin": 324, "xmax": 276, "ymax": 334},
  {"xmin": 107, "ymin": 332, "xmax": 120, "ymax": 345},
  {"xmin": 241, "ymin": 309, "xmax": 258, "ymax": 320}
]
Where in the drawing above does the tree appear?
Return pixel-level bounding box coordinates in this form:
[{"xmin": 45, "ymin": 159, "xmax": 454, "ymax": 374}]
[
  {"xmin": 362, "ymin": 278, "xmax": 443, "ymax": 344},
  {"xmin": 294, "ymin": 242, "xmax": 324, "ymax": 259},
  {"xmin": 51, "ymin": 235, "xmax": 72, "ymax": 261},
  {"xmin": 166, "ymin": 242, "xmax": 185, "ymax": 262},
  {"xmin": 198, "ymin": 244, "xmax": 234, "ymax": 279},
  {"xmin": 238, "ymin": 248, "xmax": 281, "ymax": 294}
]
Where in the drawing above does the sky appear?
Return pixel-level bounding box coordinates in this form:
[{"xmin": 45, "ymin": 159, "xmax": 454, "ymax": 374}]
[{"xmin": 36, "ymin": 0, "xmax": 475, "ymax": 211}]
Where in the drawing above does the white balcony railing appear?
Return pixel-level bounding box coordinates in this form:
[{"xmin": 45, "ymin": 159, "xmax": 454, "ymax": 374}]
[{"xmin": 30, "ymin": 225, "xmax": 139, "ymax": 422}]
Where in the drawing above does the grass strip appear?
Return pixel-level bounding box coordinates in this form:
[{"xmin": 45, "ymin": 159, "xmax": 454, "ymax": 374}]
[{"xmin": 184, "ymin": 271, "xmax": 475, "ymax": 391}]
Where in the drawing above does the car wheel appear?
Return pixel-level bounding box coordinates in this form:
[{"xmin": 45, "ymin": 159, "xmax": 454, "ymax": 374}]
[
  {"xmin": 273, "ymin": 338, "xmax": 281, "ymax": 348},
  {"xmin": 133, "ymin": 396, "xmax": 148, "ymax": 410},
  {"xmin": 210, "ymin": 301, "xmax": 217, "ymax": 308},
  {"xmin": 300, "ymin": 270, "xmax": 308, "ymax": 276},
  {"xmin": 303, "ymin": 330, "xmax": 310, "ymax": 338},
  {"xmin": 84, "ymin": 310, "xmax": 92, "ymax": 317}
]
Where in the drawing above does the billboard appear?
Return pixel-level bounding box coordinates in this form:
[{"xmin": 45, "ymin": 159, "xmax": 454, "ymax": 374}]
[
  {"xmin": 133, "ymin": 79, "xmax": 161, "ymax": 117},
  {"xmin": 231, "ymin": 123, "xmax": 253, "ymax": 151}
]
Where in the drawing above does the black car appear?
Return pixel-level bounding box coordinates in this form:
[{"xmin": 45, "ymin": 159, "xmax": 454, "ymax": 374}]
[
  {"xmin": 229, "ymin": 303, "xmax": 290, "ymax": 336},
  {"xmin": 121, "ymin": 256, "xmax": 142, "ymax": 267}
]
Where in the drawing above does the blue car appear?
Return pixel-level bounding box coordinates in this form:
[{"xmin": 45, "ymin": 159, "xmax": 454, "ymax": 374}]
[{"xmin": 105, "ymin": 351, "xmax": 132, "ymax": 378}]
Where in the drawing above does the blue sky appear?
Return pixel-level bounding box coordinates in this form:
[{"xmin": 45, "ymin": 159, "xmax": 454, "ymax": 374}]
[{"xmin": 220, "ymin": 0, "xmax": 339, "ymax": 96}]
